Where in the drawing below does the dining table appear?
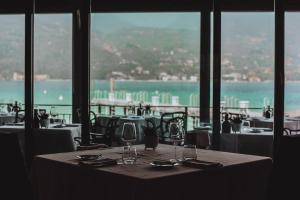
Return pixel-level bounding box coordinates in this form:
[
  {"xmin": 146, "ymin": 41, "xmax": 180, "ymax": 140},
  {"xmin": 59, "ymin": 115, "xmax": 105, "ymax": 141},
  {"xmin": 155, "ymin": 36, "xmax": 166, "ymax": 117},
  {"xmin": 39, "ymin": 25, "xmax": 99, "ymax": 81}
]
[
  {"xmin": 0, "ymin": 123, "xmax": 81, "ymax": 155},
  {"xmin": 32, "ymin": 144, "xmax": 272, "ymax": 200},
  {"xmin": 220, "ymin": 131, "xmax": 274, "ymax": 157},
  {"xmin": 248, "ymin": 116, "xmax": 300, "ymax": 130},
  {"xmin": 187, "ymin": 126, "xmax": 274, "ymax": 157},
  {"xmin": 0, "ymin": 113, "xmax": 16, "ymax": 125}
]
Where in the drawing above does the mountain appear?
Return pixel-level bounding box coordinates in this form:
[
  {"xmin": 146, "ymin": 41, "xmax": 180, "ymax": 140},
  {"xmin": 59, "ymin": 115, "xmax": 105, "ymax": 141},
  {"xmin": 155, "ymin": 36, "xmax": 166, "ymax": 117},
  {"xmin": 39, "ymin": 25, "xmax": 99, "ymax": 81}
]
[{"xmin": 1, "ymin": 13, "xmax": 300, "ymax": 81}]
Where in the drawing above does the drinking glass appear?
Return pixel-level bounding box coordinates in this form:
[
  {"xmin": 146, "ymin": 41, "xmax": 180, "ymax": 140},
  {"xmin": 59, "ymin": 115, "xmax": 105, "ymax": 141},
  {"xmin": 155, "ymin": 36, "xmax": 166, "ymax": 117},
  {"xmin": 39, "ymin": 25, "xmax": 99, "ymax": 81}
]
[
  {"xmin": 242, "ymin": 120, "xmax": 251, "ymax": 133},
  {"xmin": 121, "ymin": 122, "xmax": 137, "ymax": 147},
  {"xmin": 182, "ymin": 144, "xmax": 197, "ymax": 161},
  {"xmin": 50, "ymin": 106, "xmax": 58, "ymax": 118},
  {"xmin": 169, "ymin": 122, "xmax": 182, "ymax": 163},
  {"xmin": 122, "ymin": 146, "xmax": 137, "ymax": 164}
]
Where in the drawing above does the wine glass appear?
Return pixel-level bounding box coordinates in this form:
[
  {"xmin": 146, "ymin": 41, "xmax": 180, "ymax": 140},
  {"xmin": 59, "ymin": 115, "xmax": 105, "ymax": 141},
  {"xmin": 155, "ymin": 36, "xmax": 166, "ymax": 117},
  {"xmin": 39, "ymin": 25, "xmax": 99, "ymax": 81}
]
[
  {"xmin": 121, "ymin": 122, "xmax": 137, "ymax": 164},
  {"xmin": 121, "ymin": 122, "xmax": 137, "ymax": 147},
  {"xmin": 50, "ymin": 106, "xmax": 58, "ymax": 118},
  {"xmin": 242, "ymin": 120, "xmax": 251, "ymax": 133},
  {"xmin": 169, "ymin": 121, "xmax": 182, "ymax": 163}
]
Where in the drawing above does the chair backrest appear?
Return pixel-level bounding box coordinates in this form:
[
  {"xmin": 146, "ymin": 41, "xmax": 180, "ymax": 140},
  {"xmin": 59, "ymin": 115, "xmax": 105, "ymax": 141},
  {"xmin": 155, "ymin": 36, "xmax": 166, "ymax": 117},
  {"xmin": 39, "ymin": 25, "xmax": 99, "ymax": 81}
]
[
  {"xmin": 283, "ymin": 127, "xmax": 300, "ymax": 135},
  {"xmin": 104, "ymin": 116, "xmax": 120, "ymax": 143},
  {"xmin": 195, "ymin": 130, "xmax": 210, "ymax": 149},
  {"xmin": 160, "ymin": 111, "xmax": 187, "ymax": 139},
  {"xmin": 77, "ymin": 109, "xmax": 97, "ymax": 131},
  {"xmin": 143, "ymin": 118, "xmax": 157, "ymax": 136},
  {"xmin": 0, "ymin": 132, "xmax": 33, "ymax": 200},
  {"xmin": 15, "ymin": 109, "xmax": 25, "ymax": 123},
  {"xmin": 90, "ymin": 116, "xmax": 121, "ymax": 146},
  {"xmin": 89, "ymin": 110, "xmax": 97, "ymax": 125}
]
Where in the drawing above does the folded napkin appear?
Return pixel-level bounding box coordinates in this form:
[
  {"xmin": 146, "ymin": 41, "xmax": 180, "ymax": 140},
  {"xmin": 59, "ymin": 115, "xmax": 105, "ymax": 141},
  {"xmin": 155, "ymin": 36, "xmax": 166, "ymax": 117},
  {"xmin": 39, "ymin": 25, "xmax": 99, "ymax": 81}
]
[
  {"xmin": 52, "ymin": 124, "xmax": 66, "ymax": 128},
  {"xmin": 182, "ymin": 159, "xmax": 223, "ymax": 169},
  {"xmin": 77, "ymin": 144, "xmax": 109, "ymax": 151},
  {"xmin": 79, "ymin": 158, "xmax": 117, "ymax": 168}
]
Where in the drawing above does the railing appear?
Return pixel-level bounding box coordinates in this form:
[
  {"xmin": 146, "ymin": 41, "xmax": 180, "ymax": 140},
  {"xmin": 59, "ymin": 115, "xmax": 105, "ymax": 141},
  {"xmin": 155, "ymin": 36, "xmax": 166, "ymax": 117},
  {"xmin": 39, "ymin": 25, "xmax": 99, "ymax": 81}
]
[
  {"xmin": 0, "ymin": 103, "xmax": 73, "ymax": 123},
  {"xmin": 0, "ymin": 102, "xmax": 270, "ymax": 130}
]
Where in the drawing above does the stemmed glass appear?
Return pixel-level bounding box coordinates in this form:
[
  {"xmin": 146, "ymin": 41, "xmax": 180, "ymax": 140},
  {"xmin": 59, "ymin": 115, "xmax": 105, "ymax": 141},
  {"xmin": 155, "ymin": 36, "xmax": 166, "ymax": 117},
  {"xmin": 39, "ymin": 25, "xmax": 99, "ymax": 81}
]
[
  {"xmin": 169, "ymin": 121, "xmax": 183, "ymax": 163},
  {"xmin": 242, "ymin": 120, "xmax": 251, "ymax": 133},
  {"xmin": 121, "ymin": 122, "xmax": 137, "ymax": 146},
  {"xmin": 50, "ymin": 106, "xmax": 58, "ymax": 118},
  {"xmin": 121, "ymin": 122, "xmax": 137, "ymax": 164}
]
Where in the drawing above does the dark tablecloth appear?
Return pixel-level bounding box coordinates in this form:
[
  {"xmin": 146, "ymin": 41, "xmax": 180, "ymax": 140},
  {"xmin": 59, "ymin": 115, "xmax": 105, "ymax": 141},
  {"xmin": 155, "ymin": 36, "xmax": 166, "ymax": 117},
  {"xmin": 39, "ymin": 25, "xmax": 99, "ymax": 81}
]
[{"xmin": 32, "ymin": 144, "xmax": 272, "ymax": 200}]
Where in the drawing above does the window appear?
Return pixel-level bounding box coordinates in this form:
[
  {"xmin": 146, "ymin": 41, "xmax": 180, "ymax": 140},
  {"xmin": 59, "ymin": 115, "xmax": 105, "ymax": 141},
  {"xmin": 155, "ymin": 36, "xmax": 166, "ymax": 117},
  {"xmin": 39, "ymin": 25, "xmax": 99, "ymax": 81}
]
[
  {"xmin": 90, "ymin": 13, "xmax": 200, "ymax": 129},
  {"xmin": 221, "ymin": 13, "xmax": 274, "ymax": 118},
  {"xmin": 34, "ymin": 14, "xmax": 72, "ymax": 122},
  {"xmin": 285, "ymin": 13, "xmax": 300, "ymax": 118},
  {"xmin": 0, "ymin": 15, "xmax": 25, "ymax": 113}
]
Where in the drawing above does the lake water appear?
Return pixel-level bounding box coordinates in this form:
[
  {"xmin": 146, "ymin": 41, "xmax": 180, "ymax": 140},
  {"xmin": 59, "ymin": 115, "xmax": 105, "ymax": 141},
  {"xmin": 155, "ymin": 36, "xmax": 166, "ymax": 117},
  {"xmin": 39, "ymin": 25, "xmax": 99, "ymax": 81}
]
[{"xmin": 0, "ymin": 80, "xmax": 299, "ymax": 114}]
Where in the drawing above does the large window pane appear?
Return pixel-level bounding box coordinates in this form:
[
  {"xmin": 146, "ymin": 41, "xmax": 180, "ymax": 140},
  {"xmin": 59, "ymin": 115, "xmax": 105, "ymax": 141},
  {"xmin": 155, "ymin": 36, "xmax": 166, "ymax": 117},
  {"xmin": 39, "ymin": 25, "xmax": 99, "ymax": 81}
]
[
  {"xmin": 91, "ymin": 13, "xmax": 200, "ymax": 130},
  {"xmin": 0, "ymin": 15, "xmax": 25, "ymax": 115},
  {"xmin": 285, "ymin": 13, "xmax": 300, "ymax": 118},
  {"xmin": 34, "ymin": 14, "xmax": 72, "ymax": 122},
  {"xmin": 221, "ymin": 13, "xmax": 274, "ymax": 118}
]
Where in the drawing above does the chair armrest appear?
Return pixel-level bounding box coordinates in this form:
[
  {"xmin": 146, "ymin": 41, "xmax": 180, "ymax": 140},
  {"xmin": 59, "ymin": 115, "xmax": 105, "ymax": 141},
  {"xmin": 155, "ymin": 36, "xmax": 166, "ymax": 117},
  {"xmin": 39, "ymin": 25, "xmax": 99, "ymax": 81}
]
[{"xmin": 74, "ymin": 137, "xmax": 82, "ymax": 145}]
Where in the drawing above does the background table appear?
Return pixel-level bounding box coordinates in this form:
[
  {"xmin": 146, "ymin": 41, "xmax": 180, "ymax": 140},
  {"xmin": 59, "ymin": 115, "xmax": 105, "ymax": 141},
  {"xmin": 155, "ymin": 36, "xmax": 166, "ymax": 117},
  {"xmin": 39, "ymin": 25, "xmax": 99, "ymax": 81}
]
[
  {"xmin": 0, "ymin": 124, "xmax": 81, "ymax": 155},
  {"xmin": 32, "ymin": 144, "xmax": 272, "ymax": 200},
  {"xmin": 187, "ymin": 127, "xmax": 273, "ymax": 157},
  {"xmin": 249, "ymin": 117, "xmax": 300, "ymax": 129},
  {"xmin": 0, "ymin": 114, "xmax": 15, "ymax": 125},
  {"xmin": 220, "ymin": 132, "xmax": 273, "ymax": 157}
]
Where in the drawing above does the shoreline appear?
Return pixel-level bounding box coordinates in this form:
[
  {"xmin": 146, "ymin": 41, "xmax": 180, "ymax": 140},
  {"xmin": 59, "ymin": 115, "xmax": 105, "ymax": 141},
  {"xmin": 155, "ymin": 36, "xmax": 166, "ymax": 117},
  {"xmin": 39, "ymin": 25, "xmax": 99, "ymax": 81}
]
[{"xmin": 3, "ymin": 79, "xmax": 300, "ymax": 83}]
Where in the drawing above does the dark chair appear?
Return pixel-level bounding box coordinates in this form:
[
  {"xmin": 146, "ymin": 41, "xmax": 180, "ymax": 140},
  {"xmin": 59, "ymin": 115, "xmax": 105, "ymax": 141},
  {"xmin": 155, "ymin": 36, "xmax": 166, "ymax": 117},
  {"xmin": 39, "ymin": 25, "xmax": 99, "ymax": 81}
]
[
  {"xmin": 15, "ymin": 109, "xmax": 25, "ymax": 123},
  {"xmin": 76, "ymin": 109, "xmax": 97, "ymax": 129},
  {"xmin": 143, "ymin": 118, "xmax": 158, "ymax": 134},
  {"xmin": 0, "ymin": 132, "xmax": 33, "ymax": 200},
  {"xmin": 268, "ymin": 134, "xmax": 300, "ymax": 199},
  {"xmin": 90, "ymin": 116, "xmax": 121, "ymax": 146},
  {"xmin": 186, "ymin": 126, "xmax": 211, "ymax": 149},
  {"xmin": 283, "ymin": 127, "xmax": 300, "ymax": 135},
  {"xmin": 158, "ymin": 111, "xmax": 187, "ymax": 144},
  {"xmin": 142, "ymin": 118, "xmax": 159, "ymax": 149},
  {"xmin": 74, "ymin": 116, "xmax": 120, "ymax": 148},
  {"xmin": 89, "ymin": 110, "xmax": 97, "ymax": 131}
]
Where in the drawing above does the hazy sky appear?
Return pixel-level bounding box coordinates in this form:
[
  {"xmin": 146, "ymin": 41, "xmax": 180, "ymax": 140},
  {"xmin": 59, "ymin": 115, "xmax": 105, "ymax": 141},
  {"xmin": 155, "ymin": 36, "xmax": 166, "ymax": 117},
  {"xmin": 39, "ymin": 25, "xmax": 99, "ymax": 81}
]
[{"xmin": 91, "ymin": 13, "xmax": 200, "ymax": 31}]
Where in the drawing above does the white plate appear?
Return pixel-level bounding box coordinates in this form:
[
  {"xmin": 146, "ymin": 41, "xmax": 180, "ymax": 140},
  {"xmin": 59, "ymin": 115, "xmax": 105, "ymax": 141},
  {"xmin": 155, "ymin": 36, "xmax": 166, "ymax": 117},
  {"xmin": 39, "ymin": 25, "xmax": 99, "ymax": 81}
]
[
  {"xmin": 249, "ymin": 128, "xmax": 263, "ymax": 133},
  {"xmin": 150, "ymin": 161, "xmax": 179, "ymax": 169},
  {"xmin": 76, "ymin": 154, "xmax": 102, "ymax": 161}
]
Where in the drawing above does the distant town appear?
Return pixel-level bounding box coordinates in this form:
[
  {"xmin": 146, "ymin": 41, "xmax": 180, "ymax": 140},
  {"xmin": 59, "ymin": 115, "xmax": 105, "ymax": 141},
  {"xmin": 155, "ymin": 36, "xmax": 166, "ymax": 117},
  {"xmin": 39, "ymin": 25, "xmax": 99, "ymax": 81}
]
[{"xmin": 2, "ymin": 72, "xmax": 50, "ymax": 81}]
